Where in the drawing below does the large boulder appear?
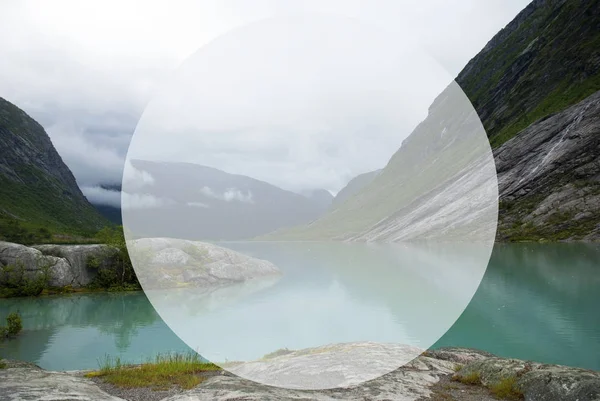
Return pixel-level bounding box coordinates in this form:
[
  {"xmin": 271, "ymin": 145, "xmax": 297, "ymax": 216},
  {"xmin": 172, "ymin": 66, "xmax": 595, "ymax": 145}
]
[
  {"xmin": 128, "ymin": 238, "xmax": 280, "ymax": 289},
  {"xmin": 0, "ymin": 241, "xmax": 116, "ymax": 289},
  {"xmin": 33, "ymin": 244, "xmax": 117, "ymax": 287}
]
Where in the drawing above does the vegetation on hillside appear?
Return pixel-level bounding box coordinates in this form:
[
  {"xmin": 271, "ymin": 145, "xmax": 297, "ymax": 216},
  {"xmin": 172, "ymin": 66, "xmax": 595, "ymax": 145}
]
[
  {"xmin": 458, "ymin": 0, "xmax": 600, "ymax": 147},
  {"xmin": 0, "ymin": 96, "xmax": 108, "ymax": 238}
]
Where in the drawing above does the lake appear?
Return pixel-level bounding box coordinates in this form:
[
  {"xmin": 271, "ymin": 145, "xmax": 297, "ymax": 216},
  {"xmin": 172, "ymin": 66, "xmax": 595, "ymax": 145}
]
[{"xmin": 1, "ymin": 242, "xmax": 599, "ymax": 373}]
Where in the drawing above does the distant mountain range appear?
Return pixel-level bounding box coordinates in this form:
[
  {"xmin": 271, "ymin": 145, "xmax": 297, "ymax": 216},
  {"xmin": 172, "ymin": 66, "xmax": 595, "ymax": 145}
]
[
  {"xmin": 0, "ymin": 97, "xmax": 107, "ymax": 239},
  {"xmin": 119, "ymin": 160, "xmax": 336, "ymax": 240}
]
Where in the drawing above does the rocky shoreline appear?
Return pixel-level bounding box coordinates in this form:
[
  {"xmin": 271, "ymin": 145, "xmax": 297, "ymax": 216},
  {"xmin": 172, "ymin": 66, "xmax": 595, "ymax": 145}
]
[{"xmin": 1, "ymin": 347, "xmax": 599, "ymax": 401}]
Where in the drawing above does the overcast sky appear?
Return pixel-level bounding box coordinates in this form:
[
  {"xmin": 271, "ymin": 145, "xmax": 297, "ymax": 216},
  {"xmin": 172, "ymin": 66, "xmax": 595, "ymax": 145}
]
[{"xmin": 0, "ymin": 0, "xmax": 530, "ymax": 203}]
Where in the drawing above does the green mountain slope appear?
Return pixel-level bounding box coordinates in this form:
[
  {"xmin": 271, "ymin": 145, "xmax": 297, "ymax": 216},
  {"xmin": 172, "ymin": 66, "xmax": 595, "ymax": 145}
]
[
  {"xmin": 262, "ymin": 0, "xmax": 600, "ymax": 242},
  {"xmin": 0, "ymin": 97, "xmax": 108, "ymax": 241},
  {"xmin": 458, "ymin": 0, "xmax": 600, "ymax": 147}
]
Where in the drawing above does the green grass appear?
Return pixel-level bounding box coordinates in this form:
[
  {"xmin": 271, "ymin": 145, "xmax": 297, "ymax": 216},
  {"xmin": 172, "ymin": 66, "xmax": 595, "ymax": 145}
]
[
  {"xmin": 0, "ymin": 169, "xmax": 107, "ymax": 241},
  {"xmin": 85, "ymin": 352, "xmax": 221, "ymax": 390},
  {"xmin": 452, "ymin": 371, "xmax": 482, "ymax": 385},
  {"xmin": 490, "ymin": 376, "xmax": 524, "ymax": 400},
  {"xmin": 0, "ymin": 361, "xmax": 6, "ymax": 369}
]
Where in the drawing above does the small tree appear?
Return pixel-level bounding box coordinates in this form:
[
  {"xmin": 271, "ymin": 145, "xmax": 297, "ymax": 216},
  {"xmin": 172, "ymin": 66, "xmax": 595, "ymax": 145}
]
[
  {"xmin": 0, "ymin": 312, "xmax": 23, "ymax": 339},
  {"xmin": 93, "ymin": 226, "xmax": 139, "ymax": 289}
]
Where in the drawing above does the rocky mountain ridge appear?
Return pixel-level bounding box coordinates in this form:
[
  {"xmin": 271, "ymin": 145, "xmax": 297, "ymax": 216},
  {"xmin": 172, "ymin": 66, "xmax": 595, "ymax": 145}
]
[
  {"xmin": 0, "ymin": 97, "xmax": 107, "ymax": 236},
  {"xmin": 262, "ymin": 0, "xmax": 600, "ymax": 242}
]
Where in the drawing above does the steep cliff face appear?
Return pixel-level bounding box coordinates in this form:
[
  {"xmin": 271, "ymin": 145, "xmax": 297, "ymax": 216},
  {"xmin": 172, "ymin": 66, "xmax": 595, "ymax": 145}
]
[
  {"xmin": 0, "ymin": 97, "xmax": 107, "ymax": 236},
  {"xmin": 457, "ymin": 0, "xmax": 600, "ymax": 147},
  {"xmin": 495, "ymin": 90, "xmax": 600, "ymax": 241},
  {"xmin": 264, "ymin": 0, "xmax": 600, "ymax": 242}
]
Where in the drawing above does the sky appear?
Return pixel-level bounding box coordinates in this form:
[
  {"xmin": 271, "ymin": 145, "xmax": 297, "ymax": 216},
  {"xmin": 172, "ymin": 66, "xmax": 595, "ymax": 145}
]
[{"xmin": 0, "ymin": 0, "xmax": 531, "ymax": 206}]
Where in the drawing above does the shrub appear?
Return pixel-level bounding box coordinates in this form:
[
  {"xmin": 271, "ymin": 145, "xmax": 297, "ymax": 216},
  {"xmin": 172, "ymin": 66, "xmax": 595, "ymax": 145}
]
[
  {"xmin": 90, "ymin": 226, "xmax": 139, "ymax": 290},
  {"xmin": 5, "ymin": 312, "xmax": 22, "ymax": 337},
  {"xmin": 452, "ymin": 371, "xmax": 482, "ymax": 385},
  {"xmin": 0, "ymin": 261, "xmax": 50, "ymax": 297},
  {"xmin": 0, "ymin": 312, "xmax": 23, "ymax": 339},
  {"xmin": 490, "ymin": 376, "xmax": 524, "ymax": 400}
]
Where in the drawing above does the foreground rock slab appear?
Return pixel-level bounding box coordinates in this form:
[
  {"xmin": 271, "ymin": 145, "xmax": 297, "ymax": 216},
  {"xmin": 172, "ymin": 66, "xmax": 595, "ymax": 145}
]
[
  {"xmin": 0, "ymin": 361, "xmax": 126, "ymax": 401},
  {"xmin": 2, "ymin": 348, "xmax": 599, "ymax": 401},
  {"xmin": 226, "ymin": 342, "xmax": 428, "ymax": 390}
]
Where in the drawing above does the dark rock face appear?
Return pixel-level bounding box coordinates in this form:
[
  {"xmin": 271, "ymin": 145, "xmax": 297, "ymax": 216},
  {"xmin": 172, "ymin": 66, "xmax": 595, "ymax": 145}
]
[
  {"xmin": 457, "ymin": 0, "xmax": 600, "ymax": 147},
  {"xmin": 495, "ymin": 90, "xmax": 600, "ymax": 240},
  {"xmin": 0, "ymin": 97, "xmax": 106, "ymax": 233}
]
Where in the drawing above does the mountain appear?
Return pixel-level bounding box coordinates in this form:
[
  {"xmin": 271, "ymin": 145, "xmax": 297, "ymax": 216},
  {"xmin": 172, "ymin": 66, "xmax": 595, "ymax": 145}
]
[
  {"xmin": 331, "ymin": 170, "xmax": 381, "ymax": 208},
  {"xmin": 262, "ymin": 0, "xmax": 600, "ymax": 242},
  {"xmin": 299, "ymin": 189, "xmax": 334, "ymax": 211},
  {"xmin": 121, "ymin": 160, "xmax": 331, "ymax": 240},
  {"xmin": 0, "ymin": 97, "xmax": 108, "ymax": 240}
]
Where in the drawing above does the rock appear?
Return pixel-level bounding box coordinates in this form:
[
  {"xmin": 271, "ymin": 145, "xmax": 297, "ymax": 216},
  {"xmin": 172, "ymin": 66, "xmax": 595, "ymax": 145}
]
[
  {"xmin": 494, "ymin": 90, "xmax": 600, "ymax": 241},
  {"xmin": 454, "ymin": 356, "xmax": 600, "ymax": 401},
  {"xmin": 1, "ymin": 348, "xmax": 599, "ymax": 401},
  {"xmin": 0, "ymin": 241, "xmax": 117, "ymax": 288},
  {"xmin": 165, "ymin": 347, "xmax": 459, "ymax": 400},
  {"xmin": 129, "ymin": 238, "xmax": 280, "ymax": 289},
  {"xmin": 225, "ymin": 342, "xmax": 430, "ymax": 390},
  {"xmin": 0, "ymin": 360, "xmax": 126, "ymax": 401},
  {"xmin": 33, "ymin": 244, "xmax": 118, "ymax": 287}
]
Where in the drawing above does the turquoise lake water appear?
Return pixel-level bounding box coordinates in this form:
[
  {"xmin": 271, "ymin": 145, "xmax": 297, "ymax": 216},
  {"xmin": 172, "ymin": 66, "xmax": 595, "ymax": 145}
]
[{"xmin": 0, "ymin": 242, "xmax": 598, "ymax": 371}]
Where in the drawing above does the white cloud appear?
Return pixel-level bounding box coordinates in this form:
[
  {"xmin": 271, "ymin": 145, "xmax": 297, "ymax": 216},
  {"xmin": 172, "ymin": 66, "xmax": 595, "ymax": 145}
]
[
  {"xmin": 199, "ymin": 186, "xmax": 254, "ymax": 204},
  {"xmin": 122, "ymin": 161, "xmax": 155, "ymax": 192},
  {"xmin": 81, "ymin": 186, "xmax": 121, "ymax": 208},
  {"xmin": 121, "ymin": 193, "xmax": 174, "ymax": 210},
  {"xmin": 223, "ymin": 189, "xmax": 254, "ymax": 204},
  {"xmin": 0, "ymin": 0, "xmax": 531, "ymax": 191}
]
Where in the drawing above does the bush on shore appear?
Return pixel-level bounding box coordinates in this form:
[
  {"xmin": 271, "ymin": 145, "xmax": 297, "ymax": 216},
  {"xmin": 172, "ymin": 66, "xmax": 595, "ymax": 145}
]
[{"xmin": 0, "ymin": 312, "xmax": 23, "ymax": 339}]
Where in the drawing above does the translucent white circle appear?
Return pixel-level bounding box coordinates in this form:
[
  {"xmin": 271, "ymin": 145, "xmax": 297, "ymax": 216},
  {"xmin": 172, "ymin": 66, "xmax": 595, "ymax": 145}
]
[{"xmin": 122, "ymin": 14, "xmax": 498, "ymax": 390}]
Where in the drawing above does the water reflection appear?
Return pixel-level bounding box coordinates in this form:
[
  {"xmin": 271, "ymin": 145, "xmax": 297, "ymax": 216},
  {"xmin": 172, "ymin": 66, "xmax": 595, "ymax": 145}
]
[{"xmin": 0, "ymin": 243, "xmax": 598, "ymax": 373}]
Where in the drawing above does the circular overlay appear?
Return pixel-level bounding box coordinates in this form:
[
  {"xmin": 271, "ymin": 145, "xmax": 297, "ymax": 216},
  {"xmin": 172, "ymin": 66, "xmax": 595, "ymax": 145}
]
[{"xmin": 122, "ymin": 14, "xmax": 498, "ymax": 390}]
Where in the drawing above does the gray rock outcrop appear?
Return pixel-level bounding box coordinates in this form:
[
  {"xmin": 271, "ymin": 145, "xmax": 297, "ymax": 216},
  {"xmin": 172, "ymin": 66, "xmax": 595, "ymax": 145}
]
[
  {"xmin": 0, "ymin": 241, "xmax": 116, "ymax": 288},
  {"xmin": 494, "ymin": 90, "xmax": 600, "ymax": 241},
  {"xmin": 128, "ymin": 237, "xmax": 280, "ymax": 289},
  {"xmin": 454, "ymin": 353, "xmax": 600, "ymax": 401},
  {"xmin": 1, "ymin": 347, "xmax": 599, "ymax": 401},
  {"xmin": 0, "ymin": 360, "xmax": 124, "ymax": 401}
]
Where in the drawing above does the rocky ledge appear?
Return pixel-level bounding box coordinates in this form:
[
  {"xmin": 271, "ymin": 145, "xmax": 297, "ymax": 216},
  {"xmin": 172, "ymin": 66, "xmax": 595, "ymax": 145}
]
[
  {"xmin": 127, "ymin": 237, "xmax": 281, "ymax": 289},
  {"xmin": 1, "ymin": 347, "xmax": 599, "ymax": 401},
  {"xmin": 0, "ymin": 241, "xmax": 117, "ymax": 288},
  {"xmin": 0, "ymin": 239, "xmax": 281, "ymax": 291}
]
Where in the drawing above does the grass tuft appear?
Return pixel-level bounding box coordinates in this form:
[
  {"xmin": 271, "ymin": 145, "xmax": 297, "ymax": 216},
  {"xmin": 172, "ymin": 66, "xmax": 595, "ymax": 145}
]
[
  {"xmin": 490, "ymin": 376, "xmax": 524, "ymax": 400},
  {"xmin": 452, "ymin": 371, "xmax": 482, "ymax": 385},
  {"xmin": 85, "ymin": 352, "xmax": 221, "ymax": 390}
]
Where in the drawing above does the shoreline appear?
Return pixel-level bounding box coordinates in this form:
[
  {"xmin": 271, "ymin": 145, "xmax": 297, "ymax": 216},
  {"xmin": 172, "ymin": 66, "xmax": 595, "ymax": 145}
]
[{"xmin": 1, "ymin": 347, "xmax": 599, "ymax": 401}]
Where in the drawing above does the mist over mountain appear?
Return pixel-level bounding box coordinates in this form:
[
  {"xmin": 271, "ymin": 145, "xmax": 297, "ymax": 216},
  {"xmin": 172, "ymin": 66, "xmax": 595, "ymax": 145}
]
[
  {"xmin": 262, "ymin": 0, "xmax": 600, "ymax": 242},
  {"xmin": 121, "ymin": 160, "xmax": 335, "ymax": 240}
]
